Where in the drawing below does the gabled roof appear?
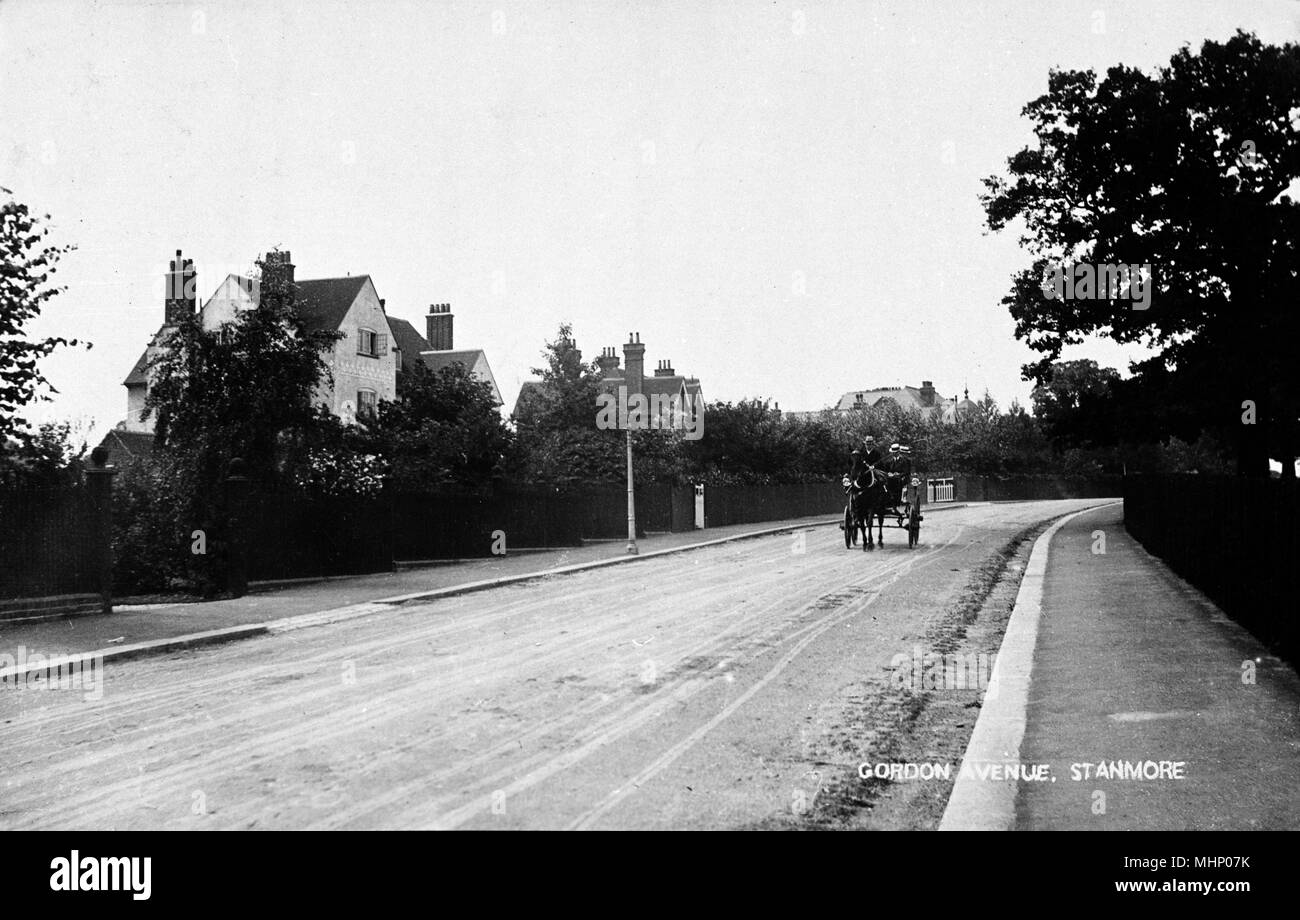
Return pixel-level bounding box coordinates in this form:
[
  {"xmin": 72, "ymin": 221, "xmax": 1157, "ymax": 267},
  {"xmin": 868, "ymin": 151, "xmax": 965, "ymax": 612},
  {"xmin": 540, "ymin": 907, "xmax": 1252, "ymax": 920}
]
[
  {"xmin": 295, "ymin": 276, "xmax": 371, "ymax": 335},
  {"xmin": 386, "ymin": 317, "xmax": 431, "ymax": 374},
  {"xmin": 512, "ymin": 380, "xmax": 545, "ymax": 418},
  {"xmin": 600, "ymin": 373, "xmax": 703, "ymax": 400},
  {"xmin": 420, "ymin": 349, "xmax": 503, "ymax": 406},
  {"xmin": 837, "ymin": 386, "xmax": 921, "ymax": 412},
  {"xmin": 834, "ymin": 385, "xmax": 957, "ymax": 414},
  {"xmin": 123, "ymin": 347, "xmax": 151, "ymax": 387},
  {"xmin": 513, "ymin": 373, "xmax": 704, "ymax": 420},
  {"xmin": 123, "ymin": 325, "xmax": 172, "ymax": 386},
  {"xmin": 420, "ymin": 349, "xmax": 486, "ymax": 374},
  {"xmin": 96, "ymin": 428, "xmax": 156, "ymax": 463}
]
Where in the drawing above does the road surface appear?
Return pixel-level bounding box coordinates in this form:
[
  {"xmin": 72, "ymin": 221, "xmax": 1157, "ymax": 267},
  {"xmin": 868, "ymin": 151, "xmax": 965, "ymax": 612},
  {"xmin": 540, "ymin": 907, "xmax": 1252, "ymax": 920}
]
[{"xmin": 1, "ymin": 500, "xmax": 1107, "ymax": 830}]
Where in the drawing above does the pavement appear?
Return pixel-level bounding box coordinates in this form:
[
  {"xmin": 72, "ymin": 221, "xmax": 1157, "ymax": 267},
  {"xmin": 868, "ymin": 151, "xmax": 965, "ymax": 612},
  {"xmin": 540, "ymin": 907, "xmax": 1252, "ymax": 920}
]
[
  {"xmin": 1, "ymin": 511, "xmax": 882, "ymax": 662},
  {"xmin": 942, "ymin": 502, "xmax": 1300, "ymax": 830}
]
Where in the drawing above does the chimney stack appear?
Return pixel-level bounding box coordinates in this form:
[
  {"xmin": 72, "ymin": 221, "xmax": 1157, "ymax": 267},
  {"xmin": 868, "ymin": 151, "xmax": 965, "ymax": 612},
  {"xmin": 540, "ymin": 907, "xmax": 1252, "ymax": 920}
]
[
  {"xmin": 426, "ymin": 303, "xmax": 453, "ymax": 350},
  {"xmin": 596, "ymin": 347, "xmax": 621, "ymax": 377},
  {"xmin": 260, "ymin": 250, "xmax": 295, "ymax": 307},
  {"xmin": 164, "ymin": 249, "xmax": 196, "ymax": 325},
  {"xmin": 653, "ymin": 359, "xmax": 675, "ymax": 378},
  {"xmin": 920, "ymin": 380, "xmax": 936, "ymax": 408},
  {"xmin": 622, "ymin": 332, "xmax": 645, "ymax": 396}
]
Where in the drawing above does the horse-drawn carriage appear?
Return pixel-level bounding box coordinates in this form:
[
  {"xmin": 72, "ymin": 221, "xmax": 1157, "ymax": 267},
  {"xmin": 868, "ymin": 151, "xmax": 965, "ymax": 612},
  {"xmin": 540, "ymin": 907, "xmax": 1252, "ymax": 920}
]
[{"xmin": 840, "ymin": 463, "xmax": 923, "ymax": 550}]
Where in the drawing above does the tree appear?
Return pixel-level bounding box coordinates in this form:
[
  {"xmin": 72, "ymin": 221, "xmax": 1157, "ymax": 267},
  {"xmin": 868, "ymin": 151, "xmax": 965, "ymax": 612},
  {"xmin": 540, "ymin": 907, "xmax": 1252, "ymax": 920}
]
[
  {"xmin": 143, "ymin": 251, "xmax": 341, "ymax": 593},
  {"xmin": 511, "ymin": 324, "xmax": 623, "ymax": 486},
  {"xmin": 0, "ymin": 419, "xmax": 88, "ymax": 487},
  {"xmin": 0, "ymin": 188, "xmax": 86, "ymax": 474},
  {"xmin": 982, "ymin": 32, "xmax": 1300, "ymax": 476},
  {"xmin": 1030, "ymin": 359, "xmax": 1122, "ymax": 448},
  {"xmin": 146, "ymin": 251, "xmax": 340, "ymax": 482},
  {"xmin": 359, "ymin": 360, "xmax": 512, "ymax": 491},
  {"xmin": 682, "ymin": 399, "xmax": 796, "ymax": 485}
]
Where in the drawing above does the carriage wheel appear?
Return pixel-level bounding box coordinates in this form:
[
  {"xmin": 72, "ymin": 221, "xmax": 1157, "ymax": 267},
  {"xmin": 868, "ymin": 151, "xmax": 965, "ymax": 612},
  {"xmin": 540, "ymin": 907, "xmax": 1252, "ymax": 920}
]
[{"xmin": 843, "ymin": 506, "xmax": 854, "ymax": 549}]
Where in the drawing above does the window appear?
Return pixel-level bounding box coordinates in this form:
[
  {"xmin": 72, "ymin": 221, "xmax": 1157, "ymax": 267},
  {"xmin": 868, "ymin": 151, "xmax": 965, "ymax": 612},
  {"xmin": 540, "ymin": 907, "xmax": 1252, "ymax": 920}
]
[
  {"xmin": 357, "ymin": 328, "xmax": 386, "ymax": 358},
  {"xmin": 357, "ymin": 389, "xmax": 377, "ymax": 420}
]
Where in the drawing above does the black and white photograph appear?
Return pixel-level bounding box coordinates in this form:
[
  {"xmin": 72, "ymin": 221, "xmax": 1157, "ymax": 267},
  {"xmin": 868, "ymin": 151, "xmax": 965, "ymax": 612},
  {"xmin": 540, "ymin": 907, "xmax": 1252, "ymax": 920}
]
[{"xmin": 0, "ymin": 0, "xmax": 1296, "ymax": 896}]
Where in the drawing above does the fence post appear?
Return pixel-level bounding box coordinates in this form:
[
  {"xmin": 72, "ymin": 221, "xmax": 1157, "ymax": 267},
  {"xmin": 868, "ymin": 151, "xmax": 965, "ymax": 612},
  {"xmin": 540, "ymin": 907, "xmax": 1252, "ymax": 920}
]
[
  {"xmin": 85, "ymin": 447, "xmax": 118, "ymax": 615},
  {"xmin": 225, "ymin": 457, "xmax": 251, "ymax": 597}
]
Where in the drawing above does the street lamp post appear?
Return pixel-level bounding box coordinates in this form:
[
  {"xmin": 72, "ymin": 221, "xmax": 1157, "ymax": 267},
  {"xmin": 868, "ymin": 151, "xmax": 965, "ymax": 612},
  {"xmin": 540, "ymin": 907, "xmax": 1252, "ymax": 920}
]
[{"xmin": 625, "ymin": 428, "xmax": 638, "ymax": 554}]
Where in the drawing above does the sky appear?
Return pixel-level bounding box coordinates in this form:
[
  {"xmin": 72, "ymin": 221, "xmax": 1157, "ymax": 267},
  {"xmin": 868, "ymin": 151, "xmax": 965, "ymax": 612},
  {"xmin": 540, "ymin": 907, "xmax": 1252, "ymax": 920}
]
[{"xmin": 2, "ymin": 0, "xmax": 1297, "ymax": 444}]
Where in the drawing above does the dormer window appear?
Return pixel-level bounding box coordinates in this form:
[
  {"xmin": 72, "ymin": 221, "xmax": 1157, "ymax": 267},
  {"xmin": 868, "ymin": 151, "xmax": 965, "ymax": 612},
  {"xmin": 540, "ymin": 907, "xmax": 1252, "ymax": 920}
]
[{"xmin": 358, "ymin": 328, "xmax": 386, "ymax": 358}]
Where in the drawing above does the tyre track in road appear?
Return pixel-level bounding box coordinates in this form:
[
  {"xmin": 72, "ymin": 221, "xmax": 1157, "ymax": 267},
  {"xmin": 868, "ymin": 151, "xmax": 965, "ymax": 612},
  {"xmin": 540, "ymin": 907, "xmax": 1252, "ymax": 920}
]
[
  {"xmin": 345, "ymin": 550, "xmax": 930, "ymax": 829},
  {"xmin": 562, "ymin": 531, "xmax": 963, "ymax": 830},
  {"xmin": 421, "ymin": 532, "xmax": 960, "ymax": 830}
]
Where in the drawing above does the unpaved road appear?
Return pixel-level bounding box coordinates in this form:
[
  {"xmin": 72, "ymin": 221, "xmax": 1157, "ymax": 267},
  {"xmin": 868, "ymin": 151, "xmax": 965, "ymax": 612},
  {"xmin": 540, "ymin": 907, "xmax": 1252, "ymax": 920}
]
[{"xmin": 1, "ymin": 500, "xmax": 1108, "ymax": 830}]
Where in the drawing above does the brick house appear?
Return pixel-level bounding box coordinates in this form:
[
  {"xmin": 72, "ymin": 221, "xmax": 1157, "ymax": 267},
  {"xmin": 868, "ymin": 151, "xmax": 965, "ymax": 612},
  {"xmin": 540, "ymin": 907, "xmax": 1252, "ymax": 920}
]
[
  {"xmin": 115, "ymin": 250, "xmax": 499, "ymax": 435},
  {"xmin": 513, "ymin": 331, "xmax": 702, "ymax": 420}
]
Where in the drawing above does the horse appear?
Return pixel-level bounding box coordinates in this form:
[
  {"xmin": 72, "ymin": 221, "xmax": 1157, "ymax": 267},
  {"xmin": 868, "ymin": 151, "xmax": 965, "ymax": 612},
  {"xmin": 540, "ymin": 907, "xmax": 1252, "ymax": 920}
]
[
  {"xmin": 850, "ymin": 465, "xmax": 892, "ymax": 550},
  {"xmin": 842, "ymin": 474, "xmax": 866, "ymax": 548}
]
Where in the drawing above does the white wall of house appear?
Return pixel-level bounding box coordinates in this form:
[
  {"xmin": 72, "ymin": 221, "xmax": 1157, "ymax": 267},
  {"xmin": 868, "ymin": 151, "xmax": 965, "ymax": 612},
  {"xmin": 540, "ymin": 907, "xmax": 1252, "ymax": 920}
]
[
  {"xmin": 326, "ymin": 279, "xmax": 397, "ymax": 420},
  {"xmin": 467, "ymin": 353, "xmax": 502, "ymax": 405},
  {"xmin": 123, "ymin": 383, "xmax": 150, "ymax": 433},
  {"xmin": 126, "ymin": 273, "xmax": 399, "ymax": 430},
  {"xmin": 200, "ymin": 274, "xmax": 256, "ymax": 330},
  {"xmin": 121, "ymin": 331, "xmax": 173, "ymax": 433}
]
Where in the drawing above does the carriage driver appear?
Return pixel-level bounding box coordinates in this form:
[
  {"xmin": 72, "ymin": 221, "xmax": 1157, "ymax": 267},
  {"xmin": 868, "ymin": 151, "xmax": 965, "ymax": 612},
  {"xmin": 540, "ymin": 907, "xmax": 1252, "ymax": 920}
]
[{"xmin": 850, "ymin": 436, "xmax": 883, "ymax": 483}]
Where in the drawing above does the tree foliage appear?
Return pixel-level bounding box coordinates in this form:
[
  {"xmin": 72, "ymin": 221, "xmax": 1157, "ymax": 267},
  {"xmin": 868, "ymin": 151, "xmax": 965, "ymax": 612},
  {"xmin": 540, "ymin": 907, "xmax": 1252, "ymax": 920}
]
[
  {"xmin": 142, "ymin": 252, "xmax": 341, "ymax": 593},
  {"xmin": 981, "ymin": 31, "xmax": 1300, "ymax": 474},
  {"xmin": 511, "ymin": 324, "xmax": 624, "ymax": 486},
  {"xmin": 357, "ymin": 360, "xmax": 512, "ymax": 491},
  {"xmin": 0, "ymin": 188, "xmax": 86, "ymax": 474},
  {"xmin": 146, "ymin": 252, "xmax": 341, "ymax": 483},
  {"xmin": 1030, "ymin": 359, "xmax": 1122, "ymax": 448}
]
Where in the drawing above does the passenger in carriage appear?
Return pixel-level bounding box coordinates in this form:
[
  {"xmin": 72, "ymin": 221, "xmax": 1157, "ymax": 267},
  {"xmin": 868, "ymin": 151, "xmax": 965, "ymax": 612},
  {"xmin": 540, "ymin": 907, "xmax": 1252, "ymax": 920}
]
[{"xmin": 884, "ymin": 443, "xmax": 913, "ymax": 507}]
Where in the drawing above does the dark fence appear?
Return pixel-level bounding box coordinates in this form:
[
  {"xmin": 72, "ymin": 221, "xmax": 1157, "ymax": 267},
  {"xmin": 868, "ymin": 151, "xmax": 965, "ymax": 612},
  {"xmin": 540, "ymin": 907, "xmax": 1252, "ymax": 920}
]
[
  {"xmin": 0, "ymin": 485, "xmax": 99, "ymax": 601},
  {"xmin": 4, "ymin": 469, "xmax": 1132, "ymax": 612},
  {"xmin": 567, "ymin": 484, "xmax": 694, "ymax": 538},
  {"xmin": 391, "ymin": 489, "xmax": 582, "ymax": 560},
  {"xmin": 703, "ymin": 482, "xmax": 844, "ymax": 528},
  {"xmin": 240, "ymin": 486, "xmax": 590, "ymax": 580},
  {"xmin": 241, "ymin": 486, "xmax": 396, "ymax": 582},
  {"xmin": 1124, "ymin": 474, "xmax": 1299, "ymax": 666}
]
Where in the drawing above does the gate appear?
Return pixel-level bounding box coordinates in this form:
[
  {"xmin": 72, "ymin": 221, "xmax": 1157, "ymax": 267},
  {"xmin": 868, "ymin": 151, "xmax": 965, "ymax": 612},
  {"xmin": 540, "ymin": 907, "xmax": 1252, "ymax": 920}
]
[{"xmin": 927, "ymin": 478, "xmax": 955, "ymax": 503}]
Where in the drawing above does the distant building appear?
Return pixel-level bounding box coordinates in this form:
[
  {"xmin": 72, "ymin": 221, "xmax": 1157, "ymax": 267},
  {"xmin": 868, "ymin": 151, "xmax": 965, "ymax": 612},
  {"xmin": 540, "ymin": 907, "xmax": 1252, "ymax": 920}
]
[
  {"xmin": 785, "ymin": 381, "xmax": 975, "ymax": 423},
  {"xmin": 512, "ymin": 332, "xmax": 702, "ymax": 420},
  {"xmin": 114, "ymin": 250, "xmax": 500, "ymax": 435}
]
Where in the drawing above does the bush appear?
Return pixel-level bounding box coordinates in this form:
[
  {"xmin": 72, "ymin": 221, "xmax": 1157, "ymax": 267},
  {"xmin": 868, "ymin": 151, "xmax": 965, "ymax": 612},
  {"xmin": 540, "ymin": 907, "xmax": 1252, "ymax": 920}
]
[{"xmin": 111, "ymin": 457, "xmax": 195, "ymax": 596}]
